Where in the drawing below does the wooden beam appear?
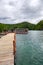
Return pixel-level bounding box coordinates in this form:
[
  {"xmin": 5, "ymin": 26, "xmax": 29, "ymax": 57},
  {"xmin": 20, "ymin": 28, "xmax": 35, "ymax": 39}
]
[{"xmin": 13, "ymin": 33, "xmax": 16, "ymax": 55}]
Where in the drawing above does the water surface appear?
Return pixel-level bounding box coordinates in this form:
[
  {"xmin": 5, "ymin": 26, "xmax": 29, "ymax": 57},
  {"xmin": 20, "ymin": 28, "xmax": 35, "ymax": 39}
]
[{"xmin": 16, "ymin": 31, "xmax": 43, "ymax": 65}]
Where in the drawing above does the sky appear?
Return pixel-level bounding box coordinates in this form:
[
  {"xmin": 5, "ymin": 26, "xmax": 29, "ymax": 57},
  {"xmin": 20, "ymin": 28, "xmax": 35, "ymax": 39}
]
[{"xmin": 0, "ymin": 0, "xmax": 43, "ymax": 24}]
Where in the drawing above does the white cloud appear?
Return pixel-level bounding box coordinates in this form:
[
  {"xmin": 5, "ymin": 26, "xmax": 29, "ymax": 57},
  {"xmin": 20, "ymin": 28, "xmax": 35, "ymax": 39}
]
[
  {"xmin": 40, "ymin": 10, "xmax": 43, "ymax": 16},
  {"xmin": 29, "ymin": 0, "xmax": 40, "ymax": 8},
  {"xmin": 0, "ymin": 0, "xmax": 43, "ymax": 24}
]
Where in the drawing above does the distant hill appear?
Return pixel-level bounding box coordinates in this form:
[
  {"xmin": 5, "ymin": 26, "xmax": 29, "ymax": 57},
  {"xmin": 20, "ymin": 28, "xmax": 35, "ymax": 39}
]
[
  {"xmin": 14, "ymin": 22, "xmax": 35, "ymax": 30},
  {"xmin": 0, "ymin": 20, "xmax": 43, "ymax": 32},
  {"xmin": 35, "ymin": 20, "xmax": 43, "ymax": 30}
]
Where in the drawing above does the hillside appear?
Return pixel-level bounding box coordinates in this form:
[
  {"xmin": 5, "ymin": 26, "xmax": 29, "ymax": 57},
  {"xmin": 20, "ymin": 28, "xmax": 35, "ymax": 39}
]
[
  {"xmin": 35, "ymin": 20, "xmax": 43, "ymax": 30},
  {"xmin": 0, "ymin": 20, "xmax": 43, "ymax": 32}
]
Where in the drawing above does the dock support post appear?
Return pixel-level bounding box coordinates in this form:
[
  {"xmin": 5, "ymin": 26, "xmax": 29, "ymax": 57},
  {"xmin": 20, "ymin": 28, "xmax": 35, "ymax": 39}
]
[{"xmin": 13, "ymin": 33, "xmax": 16, "ymax": 65}]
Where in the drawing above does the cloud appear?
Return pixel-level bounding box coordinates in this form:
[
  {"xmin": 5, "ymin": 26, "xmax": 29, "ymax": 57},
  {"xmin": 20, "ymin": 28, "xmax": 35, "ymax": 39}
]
[
  {"xmin": 0, "ymin": 0, "xmax": 43, "ymax": 24},
  {"xmin": 29, "ymin": 0, "xmax": 40, "ymax": 8}
]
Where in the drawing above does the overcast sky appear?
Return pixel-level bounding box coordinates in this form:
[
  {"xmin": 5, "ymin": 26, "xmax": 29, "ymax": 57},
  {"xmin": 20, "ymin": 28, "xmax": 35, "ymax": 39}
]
[{"xmin": 0, "ymin": 0, "xmax": 43, "ymax": 24}]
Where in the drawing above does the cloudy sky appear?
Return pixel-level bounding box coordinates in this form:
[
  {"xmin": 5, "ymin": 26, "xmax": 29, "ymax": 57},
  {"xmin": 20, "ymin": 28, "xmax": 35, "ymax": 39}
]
[{"xmin": 0, "ymin": 0, "xmax": 43, "ymax": 24}]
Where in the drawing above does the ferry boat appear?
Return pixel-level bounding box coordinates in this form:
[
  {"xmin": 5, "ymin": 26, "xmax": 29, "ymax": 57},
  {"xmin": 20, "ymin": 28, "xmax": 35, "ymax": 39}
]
[{"xmin": 15, "ymin": 28, "xmax": 28, "ymax": 34}]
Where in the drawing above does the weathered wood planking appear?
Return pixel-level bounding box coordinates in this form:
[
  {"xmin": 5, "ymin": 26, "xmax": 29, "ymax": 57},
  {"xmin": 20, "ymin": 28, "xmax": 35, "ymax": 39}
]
[{"xmin": 0, "ymin": 33, "xmax": 14, "ymax": 65}]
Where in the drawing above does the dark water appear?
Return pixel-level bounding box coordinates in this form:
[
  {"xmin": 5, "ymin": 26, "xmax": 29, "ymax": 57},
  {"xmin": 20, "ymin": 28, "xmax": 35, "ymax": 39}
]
[
  {"xmin": 0, "ymin": 35, "xmax": 3, "ymax": 38},
  {"xmin": 16, "ymin": 31, "xmax": 43, "ymax": 65},
  {"xmin": 0, "ymin": 34, "xmax": 5, "ymax": 38}
]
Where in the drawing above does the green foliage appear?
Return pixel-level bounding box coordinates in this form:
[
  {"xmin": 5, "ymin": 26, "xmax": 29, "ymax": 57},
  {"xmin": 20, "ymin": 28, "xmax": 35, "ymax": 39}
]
[
  {"xmin": 0, "ymin": 20, "xmax": 43, "ymax": 32},
  {"xmin": 35, "ymin": 20, "xmax": 43, "ymax": 30}
]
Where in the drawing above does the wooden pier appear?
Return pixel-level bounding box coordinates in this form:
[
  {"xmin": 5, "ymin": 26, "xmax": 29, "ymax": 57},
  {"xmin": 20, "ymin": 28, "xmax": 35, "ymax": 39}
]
[{"xmin": 0, "ymin": 33, "xmax": 14, "ymax": 65}]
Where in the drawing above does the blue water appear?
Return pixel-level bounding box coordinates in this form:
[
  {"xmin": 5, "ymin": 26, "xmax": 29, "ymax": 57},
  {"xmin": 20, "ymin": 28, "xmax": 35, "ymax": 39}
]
[{"xmin": 16, "ymin": 31, "xmax": 43, "ymax": 65}]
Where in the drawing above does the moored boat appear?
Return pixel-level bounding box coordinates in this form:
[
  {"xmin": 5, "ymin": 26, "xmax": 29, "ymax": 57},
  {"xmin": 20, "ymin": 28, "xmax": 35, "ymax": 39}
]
[{"xmin": 15, "ymin": 28, "xmax": 28, "ymax": 34}]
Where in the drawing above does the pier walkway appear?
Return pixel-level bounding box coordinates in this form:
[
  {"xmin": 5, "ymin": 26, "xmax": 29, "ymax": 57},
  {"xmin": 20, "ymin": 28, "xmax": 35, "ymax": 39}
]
[{"xmin": 0, "ymin": 33, "xmax": 14, "ymax": 65}]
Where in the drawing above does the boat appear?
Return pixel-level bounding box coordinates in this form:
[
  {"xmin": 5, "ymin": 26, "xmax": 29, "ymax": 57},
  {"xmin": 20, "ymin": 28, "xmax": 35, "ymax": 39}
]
[{"xmin": 15, "ymin": 28, "xmax": 28, "ymax": 34}]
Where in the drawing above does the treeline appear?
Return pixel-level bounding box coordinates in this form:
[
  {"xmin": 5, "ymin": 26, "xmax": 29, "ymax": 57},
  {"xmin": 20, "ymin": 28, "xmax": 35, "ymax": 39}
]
[
  {"xmin": 35, "ymin": 20, "xmax": 43, "ymax": 30},
  {"xmin": 0, "ymin": 20, "xmax": 43, "ymax": 32}
]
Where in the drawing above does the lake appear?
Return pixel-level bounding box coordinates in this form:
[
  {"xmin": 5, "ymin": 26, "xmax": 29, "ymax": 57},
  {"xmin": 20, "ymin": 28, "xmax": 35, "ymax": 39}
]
[{"xmin": 15, "ymin": 31, "xmax": 43, "ymax": 65}]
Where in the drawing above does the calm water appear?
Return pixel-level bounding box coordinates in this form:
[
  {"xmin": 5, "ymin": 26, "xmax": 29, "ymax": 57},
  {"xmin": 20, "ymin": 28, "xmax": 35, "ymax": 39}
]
[{"xmin": 16, "ymin": 31, "xmax": 43, "ymax": 65}]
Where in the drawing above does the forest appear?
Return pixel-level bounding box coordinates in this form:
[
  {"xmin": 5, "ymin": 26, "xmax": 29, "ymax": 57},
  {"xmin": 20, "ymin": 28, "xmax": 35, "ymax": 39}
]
[{"xmin": 0, "ymin": 20, "xmax": 43, "ymax": 32}]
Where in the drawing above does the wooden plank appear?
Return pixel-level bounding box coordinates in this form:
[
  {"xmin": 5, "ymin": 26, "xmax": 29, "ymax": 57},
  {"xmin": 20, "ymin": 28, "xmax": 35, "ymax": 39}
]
[{"xmin": 0, "ymin": 33, "xmax": 14, "ymax": 65}]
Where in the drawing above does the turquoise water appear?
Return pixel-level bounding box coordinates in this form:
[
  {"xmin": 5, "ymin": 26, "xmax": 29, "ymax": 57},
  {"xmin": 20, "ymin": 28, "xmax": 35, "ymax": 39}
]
[{"xmin": 16, "ymin": 31, "xmax": 43, "ymax": 65}]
